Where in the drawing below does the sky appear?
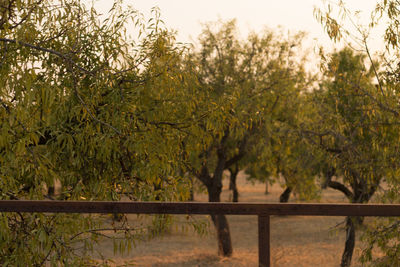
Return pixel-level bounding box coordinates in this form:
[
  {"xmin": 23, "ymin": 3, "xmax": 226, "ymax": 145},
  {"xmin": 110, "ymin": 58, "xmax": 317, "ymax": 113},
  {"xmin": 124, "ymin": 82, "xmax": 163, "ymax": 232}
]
[{"xmin": 89, "ymin": 0, "xmax": 386, "ymax": 57}]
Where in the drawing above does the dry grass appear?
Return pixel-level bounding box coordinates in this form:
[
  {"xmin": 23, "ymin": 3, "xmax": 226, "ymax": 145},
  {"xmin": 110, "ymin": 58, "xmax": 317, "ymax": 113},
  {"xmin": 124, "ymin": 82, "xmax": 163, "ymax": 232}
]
[{"xmin": 93, "ymin": 173, "xmax": 379, "ymax": 266}]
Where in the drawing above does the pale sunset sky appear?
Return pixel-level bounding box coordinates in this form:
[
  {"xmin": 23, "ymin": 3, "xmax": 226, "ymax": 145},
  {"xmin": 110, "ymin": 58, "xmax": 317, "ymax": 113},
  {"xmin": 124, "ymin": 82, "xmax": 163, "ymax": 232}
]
[{"xmin": 88, "ymin": 0, "xmax": 386, "ymax": 57}]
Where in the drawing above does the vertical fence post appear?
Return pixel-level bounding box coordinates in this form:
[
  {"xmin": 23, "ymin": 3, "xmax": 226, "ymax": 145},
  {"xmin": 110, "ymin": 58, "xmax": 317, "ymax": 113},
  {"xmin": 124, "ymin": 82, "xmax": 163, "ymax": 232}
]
[{"xmin": 258, "ymin": 215, "xmax": 270, "ymax": 267}]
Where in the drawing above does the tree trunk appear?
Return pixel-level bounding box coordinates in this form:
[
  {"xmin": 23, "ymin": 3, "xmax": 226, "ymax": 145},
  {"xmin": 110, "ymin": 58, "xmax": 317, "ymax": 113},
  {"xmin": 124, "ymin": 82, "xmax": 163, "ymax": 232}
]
[
  {"xmin": 279, "ymin": 186, "xmax": 292, "ymax": 202},
  {"xmin": 327, "ymin": 175, "xmax": 378, "ymax": 267},
  {"xmin": 232, "ymin": 185, "xmax": 239, "ymax": 202},
  {"xmin": 322, "ymin": 167, "xmax": 335, "ymax": 189},
  {"xmin": 265, "ymin": 182, "xmax": 269, "ymax": 195},
  {"xmin": 211, "ymin": 214, "xmax": 233, "ymax": 256},
  {"xmin": 208, "ymin": 186, "xmax": 233, "ymax": 256},
  {"xmin": 229, "ymin": 166, "xmax": 239, "ymax": 202},
  {"xmin": 340, "ymin": 216, "xmax": 355, "ymax": 267},
  {"xmin": 189, "ymin": 176, "xmax": 194, "ymax": 201},
  {"xmin": 47, "ymin": 186, "xmax": 55, "ymax": 197},
  {"xmin": 196, "ymin": 131, "xmax": 234, "ymax": 257}
]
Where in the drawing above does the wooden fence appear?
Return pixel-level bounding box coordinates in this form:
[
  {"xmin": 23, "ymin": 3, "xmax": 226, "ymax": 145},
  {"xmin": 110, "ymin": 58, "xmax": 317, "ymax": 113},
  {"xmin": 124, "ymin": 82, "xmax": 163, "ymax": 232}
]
[{"xmin": 1, "ymin": 201, "xmax": 400, "ymax": 267}]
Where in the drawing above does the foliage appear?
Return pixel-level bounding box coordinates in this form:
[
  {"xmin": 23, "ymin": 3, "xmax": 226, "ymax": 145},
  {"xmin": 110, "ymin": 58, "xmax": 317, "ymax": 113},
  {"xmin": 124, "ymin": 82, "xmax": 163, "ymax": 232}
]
[
  {"xmin": 307, "ymin": 47, "xmax": 400, "ymax": 266},
  {"xmin": 0, "ymin": 0, "xmax": 200, "ymax": 264},
  {"xmin": 182, "ymin": 19, "xmax": 311, "ymax": 255},
  {"xmin": 185, "ymin": 19, "xmax": 311, "ymax": 196},
  {"xmin": 245, "ymin": 91, "xmax": 322, "ymax": 202},
  {"xmin": 314, "ymin": 1, "xmax": 400, "ymax": 264},
  {"xmin": 308, "ymin": 48, "xmax": 394, "ymax": 204}
]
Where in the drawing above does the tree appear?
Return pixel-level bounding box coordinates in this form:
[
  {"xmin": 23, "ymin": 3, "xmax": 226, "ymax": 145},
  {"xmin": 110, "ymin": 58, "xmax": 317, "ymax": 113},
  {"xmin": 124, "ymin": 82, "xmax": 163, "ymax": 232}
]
[
  {"xmin": 303, "ymin": 47, "xmax": 397, "ymax": 267},
  {"xmin": 315, "ymin": 1, "xmax": 400, "ymax": 265},
  {"xmin": 183, "ymin": 20, "xmax": 309, "ymax": 256},
  {"xmin": 0, "ymin": 0, "xmax": 199, "ymax": 264}
]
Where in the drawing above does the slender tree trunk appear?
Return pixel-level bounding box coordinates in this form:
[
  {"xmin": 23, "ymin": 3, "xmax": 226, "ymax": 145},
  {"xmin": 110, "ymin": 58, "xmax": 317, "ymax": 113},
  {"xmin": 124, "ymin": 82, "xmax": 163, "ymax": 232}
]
[
  {"xmin": 189, "ymin": 176, "xmax": 194, "ymax": 201},
  {"xmin": 196, "ymin": 130, "xmax": 234, "ymax": 257},
  {"xmin": 211, "ymin": 214, "xmax": 232, "ymax": 256},
  {"xmin": 328, "ymin": 176, "xmax": 379, "ymax": 267},
  {"xmin": 264, "ymin": 182, "xmax": 269, "ymax": 194},
  {"xmin": 279, "ymin": 186, "xmax": 292, "ymax": 202},
  {"xmin": 322, "ymin": 167, "xmax": 335, "ymax": 189},
  {"xmin": 47, "ymin": 186, "xmax": 55, "ymax": 197},
  {"xmin": 232, "ymin": 184, "xmax": 239, "ymax": 202},
  {"xmin": 229, "ymin": 165, "xmax": 239, "ymax": 202},
  {"xmin": 208, "ymin": 185, "xmax": 233, "ymax": 256},
  {"xmin": 341, "ymin": 216, "xmax": 355, "ymax": 267}
]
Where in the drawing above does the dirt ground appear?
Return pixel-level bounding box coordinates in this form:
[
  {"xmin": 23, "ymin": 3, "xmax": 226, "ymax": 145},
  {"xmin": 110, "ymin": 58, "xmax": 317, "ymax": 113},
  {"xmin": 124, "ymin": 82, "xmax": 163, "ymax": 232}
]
[{"xmin": 93, "ymin": 173, "xmax": 379, "ymax": 267}]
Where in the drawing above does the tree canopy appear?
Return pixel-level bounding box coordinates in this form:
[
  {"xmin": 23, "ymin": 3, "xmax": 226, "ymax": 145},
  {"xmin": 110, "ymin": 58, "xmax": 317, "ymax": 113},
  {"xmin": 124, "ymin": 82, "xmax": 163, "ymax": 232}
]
[
  {"xmin": 315, "ymin": 1, "xmax": 400, "ymax": 265},
  {"xmin": 3, "ymin": 0, "xmax": 400, "ymax": 266},
  {"xmin": 0, "ymin": 0, "xmax": 200, "ymax": 264},
  {"xmin": 179, "ymin": 19, "xmax": 311, "ymax": 256}
]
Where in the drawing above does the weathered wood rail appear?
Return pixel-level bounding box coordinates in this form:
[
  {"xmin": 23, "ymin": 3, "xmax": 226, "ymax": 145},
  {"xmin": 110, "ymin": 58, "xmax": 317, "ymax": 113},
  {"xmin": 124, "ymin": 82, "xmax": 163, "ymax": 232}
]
[{"xmin": 1, "ymin": 201, "xmax": 400, "ymax": 267}]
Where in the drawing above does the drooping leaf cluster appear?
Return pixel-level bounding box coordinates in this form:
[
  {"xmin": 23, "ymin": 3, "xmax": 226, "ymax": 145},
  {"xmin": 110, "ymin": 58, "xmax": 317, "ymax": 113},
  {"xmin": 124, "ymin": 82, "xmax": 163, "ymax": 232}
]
[
  {"xmin": 305, "ymin": 48, "xmax": 397, "ymax": 204},
  {"xmin": 314, "ymin": 1, "xmax": 400, "ymax": 265},
  {"xmin": 177, "ymin": 19, "xmax": 314, "ymax": 256},
  {"xmin": 184, "ymin": 20, "xmax": 311, "ymax": 194},
  {"xmin": 0, "ymin": 0, "xmax": 201, "ymax": 264}
]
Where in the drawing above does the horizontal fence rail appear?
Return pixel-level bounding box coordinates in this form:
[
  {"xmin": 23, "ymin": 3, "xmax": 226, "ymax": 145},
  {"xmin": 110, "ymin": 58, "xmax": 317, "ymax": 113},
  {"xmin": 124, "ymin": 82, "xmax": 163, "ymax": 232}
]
[
  {"xmin": 1, "ymin": 201, "xmax": 400, "ymax": 267},
  {"xmin": 1, "ymin": 201, "xmax": 400, "ymax": 216}
]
